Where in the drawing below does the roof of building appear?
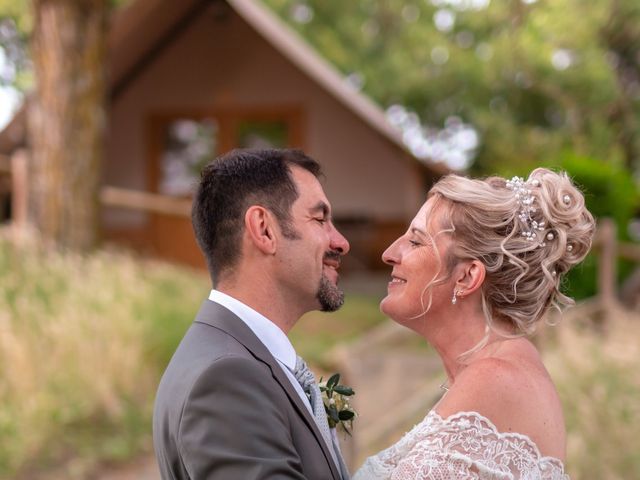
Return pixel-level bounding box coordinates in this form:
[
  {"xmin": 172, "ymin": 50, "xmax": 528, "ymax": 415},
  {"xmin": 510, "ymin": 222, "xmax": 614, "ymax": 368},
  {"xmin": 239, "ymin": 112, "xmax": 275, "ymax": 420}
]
[{"xmin": 0, "ymin": 0, "xmax": 449, "ymax": 175}]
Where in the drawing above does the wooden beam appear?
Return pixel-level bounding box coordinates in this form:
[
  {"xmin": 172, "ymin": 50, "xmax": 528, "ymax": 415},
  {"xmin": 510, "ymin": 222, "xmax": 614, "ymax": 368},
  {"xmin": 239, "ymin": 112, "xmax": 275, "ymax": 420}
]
[
  {"xmin": 111, "ymin": 0, "xmax": 214, "ymax": 102},
  {"xmin": 0, "ymin": 154, "xmax": 11, "ymax": 174},
  {"xmin": 100, "ymin": 186, "xmax": 191, "ymax": 217},
  {"xmin": 11, "ymin": 149, "xmax": 29, "ymax": 231},
  {"xmin": 619, "ymin": 241, "xmax": 640, "ymax": 262},
  {"xmin": 597, "ymin": 218, "xmax": 618, "ymax": 309}
]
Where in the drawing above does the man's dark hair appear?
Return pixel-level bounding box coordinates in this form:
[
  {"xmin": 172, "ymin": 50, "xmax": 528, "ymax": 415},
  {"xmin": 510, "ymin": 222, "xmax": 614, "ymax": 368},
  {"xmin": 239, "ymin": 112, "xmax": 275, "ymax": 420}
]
[{"xmin": 192, "ymin": 148, "xmax": 321, "ymax": 285}]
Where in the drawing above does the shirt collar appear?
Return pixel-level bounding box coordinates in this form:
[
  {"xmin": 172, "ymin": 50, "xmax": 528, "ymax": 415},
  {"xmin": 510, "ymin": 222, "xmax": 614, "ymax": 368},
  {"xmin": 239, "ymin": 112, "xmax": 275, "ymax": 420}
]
[{"xmin": 208, "ymin": 289, "xmax": 297, "ymax": 371}]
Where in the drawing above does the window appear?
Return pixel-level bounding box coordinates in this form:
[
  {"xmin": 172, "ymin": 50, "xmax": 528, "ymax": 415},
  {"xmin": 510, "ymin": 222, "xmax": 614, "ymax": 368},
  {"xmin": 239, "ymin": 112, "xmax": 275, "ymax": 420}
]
[
  {"xmin": 238, "ymin": 119, "xmax": 288, "ymax": 149},
  {"xmin": 151, "ymin": 109, "xmax": 302, "ymax": 197},
  {"xmin": 159, "ymin": 117, "xmax": 218, "ymax": 197}
]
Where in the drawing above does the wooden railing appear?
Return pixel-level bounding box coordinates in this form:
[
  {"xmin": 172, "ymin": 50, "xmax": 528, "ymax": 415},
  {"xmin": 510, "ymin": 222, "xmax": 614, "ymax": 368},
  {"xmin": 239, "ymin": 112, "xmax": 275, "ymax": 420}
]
[
  {"xmin": 100, "ymin": 186, "xmax": 191, "ymax": 217},
  {"xmin": 1, "ymin": 149, "xmax": 193, "ymax": 226},
  {"xmin": 0, "ymin": 153, "xmax": 9, "ymax": 173},
  {"xmin": 593, "ymin": 218, "xmax": 640, "ymax": 312},
  {"xmin": 1, "ymin": 150, "xmax": 29, "ymax": 231}
]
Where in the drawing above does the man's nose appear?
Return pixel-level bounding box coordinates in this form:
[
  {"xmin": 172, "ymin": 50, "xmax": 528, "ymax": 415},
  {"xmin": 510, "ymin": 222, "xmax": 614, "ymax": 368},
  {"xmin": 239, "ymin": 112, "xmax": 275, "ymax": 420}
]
[{"xmin": 330, "ymin": 225, "xmax": 350, "ymax": 255}]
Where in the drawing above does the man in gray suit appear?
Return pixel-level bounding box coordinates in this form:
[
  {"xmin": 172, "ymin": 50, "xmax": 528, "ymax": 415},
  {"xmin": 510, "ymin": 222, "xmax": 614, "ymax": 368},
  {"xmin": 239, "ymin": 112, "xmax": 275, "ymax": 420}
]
[{"xmin": 153, "ymin": 149, "xmax": 350, "ymax": 479}]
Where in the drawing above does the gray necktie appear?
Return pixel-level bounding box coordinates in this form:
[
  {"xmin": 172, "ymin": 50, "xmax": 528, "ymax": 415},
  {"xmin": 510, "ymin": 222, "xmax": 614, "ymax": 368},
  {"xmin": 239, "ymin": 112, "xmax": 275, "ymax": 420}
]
[{"xmin": 293, "ymin": 356, "xmax": 350, "ymax": 479}]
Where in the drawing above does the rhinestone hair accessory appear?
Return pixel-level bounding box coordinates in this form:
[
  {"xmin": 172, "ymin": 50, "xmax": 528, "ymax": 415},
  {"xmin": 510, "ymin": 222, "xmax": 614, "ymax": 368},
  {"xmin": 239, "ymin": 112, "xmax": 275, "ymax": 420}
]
[{"xmin": 505, "ymin": 176, "xmax": 546, "ymax": 246}]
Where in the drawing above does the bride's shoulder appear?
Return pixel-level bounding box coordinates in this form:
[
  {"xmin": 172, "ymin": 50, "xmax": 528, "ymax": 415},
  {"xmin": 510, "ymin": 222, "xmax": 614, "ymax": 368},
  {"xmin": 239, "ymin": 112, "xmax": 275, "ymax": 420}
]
[
  {"xmin": 438, "ymin": 355, "xmax": 529, "ymax": 421},
  {"xmin": 436, "ymin": 351, "xmax": 566, "ymax": 460}
]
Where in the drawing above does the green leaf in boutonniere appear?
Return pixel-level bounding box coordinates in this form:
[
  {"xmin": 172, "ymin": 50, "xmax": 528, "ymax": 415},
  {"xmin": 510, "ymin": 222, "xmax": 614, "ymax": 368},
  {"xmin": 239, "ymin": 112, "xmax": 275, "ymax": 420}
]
[{"xmin": 319, "ymin": 373, "xmax": 357, "ymax": 435}]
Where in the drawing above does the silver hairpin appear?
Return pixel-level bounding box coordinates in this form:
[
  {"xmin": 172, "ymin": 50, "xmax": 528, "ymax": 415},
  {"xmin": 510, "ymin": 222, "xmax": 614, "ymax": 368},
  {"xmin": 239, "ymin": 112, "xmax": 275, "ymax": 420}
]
[{"xmin": 506, "ymin": 176, "xmax": 546, "ymax": 246}]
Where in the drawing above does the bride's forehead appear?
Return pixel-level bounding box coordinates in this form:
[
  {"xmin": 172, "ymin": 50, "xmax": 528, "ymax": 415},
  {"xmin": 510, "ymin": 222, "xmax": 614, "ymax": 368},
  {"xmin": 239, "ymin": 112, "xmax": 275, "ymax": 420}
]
[{"xmin": 412, "ymin": 198, "xmax": 446, "ymax": 230}]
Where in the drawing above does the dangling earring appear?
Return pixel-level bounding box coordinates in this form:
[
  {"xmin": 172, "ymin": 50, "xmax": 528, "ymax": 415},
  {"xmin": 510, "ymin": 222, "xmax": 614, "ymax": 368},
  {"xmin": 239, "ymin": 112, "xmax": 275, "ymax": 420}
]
[{"xmin": 451, "ymin": 289, "xmax": 458, "ymax": 305}]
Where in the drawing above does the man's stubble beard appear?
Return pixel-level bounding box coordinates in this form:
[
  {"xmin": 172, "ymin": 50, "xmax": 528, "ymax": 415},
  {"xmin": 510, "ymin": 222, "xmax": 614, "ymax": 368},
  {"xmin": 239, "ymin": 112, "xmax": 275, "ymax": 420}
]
[
  {"xmin": 279, "ymin": 220, "xmax": 345, "ymax": 312},
  {"xmin": 317, "ymin": 274, "xmax": 345, "ymax": 312}
]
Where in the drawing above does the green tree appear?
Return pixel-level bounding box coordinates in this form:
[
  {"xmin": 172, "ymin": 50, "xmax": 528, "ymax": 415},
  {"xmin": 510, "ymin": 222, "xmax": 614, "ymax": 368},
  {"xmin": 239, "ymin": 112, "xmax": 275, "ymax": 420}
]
[
  {"xmin": 0, "ymin": 1, "xmax": 31, "ymax": 91},
  {"xmin": 262, "ymin": 0, "xmax": 640, "ymax": 175}
]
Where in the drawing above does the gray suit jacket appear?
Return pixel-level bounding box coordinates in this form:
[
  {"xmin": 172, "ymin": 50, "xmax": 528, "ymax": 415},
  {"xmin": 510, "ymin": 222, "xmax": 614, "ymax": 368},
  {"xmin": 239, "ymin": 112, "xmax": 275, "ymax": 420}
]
[{"xmin": 153, "ymin": 300, "xmax": 341, "ymax": 480}]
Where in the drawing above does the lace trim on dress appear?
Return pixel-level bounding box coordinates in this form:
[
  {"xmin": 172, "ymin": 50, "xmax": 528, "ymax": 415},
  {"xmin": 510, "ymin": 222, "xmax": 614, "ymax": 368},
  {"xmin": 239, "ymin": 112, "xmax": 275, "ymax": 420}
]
[{"xmin": 353, "ymin": 410, "xmax": 568, "ymax": 480}]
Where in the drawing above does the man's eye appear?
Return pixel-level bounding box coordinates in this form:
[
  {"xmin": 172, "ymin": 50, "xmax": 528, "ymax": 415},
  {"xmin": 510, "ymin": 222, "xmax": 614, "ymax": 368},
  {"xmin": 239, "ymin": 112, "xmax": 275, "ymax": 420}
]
[
  {"xmin": 409, "ymin": 240, "xmax": 422, "ymax": 247},
  {"xmin": 315, "ymin": 217, "xmax": 327, "ymax": 224}
]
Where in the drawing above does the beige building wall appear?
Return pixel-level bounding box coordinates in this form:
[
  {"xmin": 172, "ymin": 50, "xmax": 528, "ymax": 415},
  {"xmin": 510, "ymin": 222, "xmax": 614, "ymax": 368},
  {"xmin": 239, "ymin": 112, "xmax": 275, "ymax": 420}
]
[{"xmin": 105, "ymin": 7, "xmax": 426, "ymax": 231}]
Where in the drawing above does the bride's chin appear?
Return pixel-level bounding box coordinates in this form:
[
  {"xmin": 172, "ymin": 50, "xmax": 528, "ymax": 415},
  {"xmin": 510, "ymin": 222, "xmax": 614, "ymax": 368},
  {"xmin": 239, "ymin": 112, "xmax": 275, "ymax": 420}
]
[
  {"xmin": 379, "ymin": 298, "xmax": 401, "ymax": 321},
  {"xmin": 379, "ymin": 297, "xmax": 392, "ymax": 316},
  {"xmin": 381, "ymin": 301, "xmax": 426, "ymax": 328}
]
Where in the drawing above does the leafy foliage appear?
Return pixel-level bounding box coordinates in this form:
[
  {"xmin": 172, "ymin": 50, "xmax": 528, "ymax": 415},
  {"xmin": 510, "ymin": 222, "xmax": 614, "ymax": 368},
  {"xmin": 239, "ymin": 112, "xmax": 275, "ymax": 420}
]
[
  {"xmin": 555, "ymin": 154, "xmax": 639, "ymax": 235},
  {"xmin": 0, "ymin": 0, "xmax": 132, "ymax": 90},
  {"xmin": 0, "ymin": 0, "xmax": 30, "ymax": 89},
  {"xmin": 552, "ymin": 154, "xmax": 640, "ymax": 298},
  {"xmin": 262, "ymin": 0, "xmax": 640, "ymax": 174},
  {"xmin": 319, "ymin": 372, "xmax": 357, "ymax": 434}
]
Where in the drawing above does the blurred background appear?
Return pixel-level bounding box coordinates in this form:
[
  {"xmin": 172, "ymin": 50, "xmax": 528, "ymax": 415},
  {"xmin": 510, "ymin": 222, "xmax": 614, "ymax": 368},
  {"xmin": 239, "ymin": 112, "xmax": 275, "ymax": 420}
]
[{"xmin": 0, "ymin": 0, "xmax": 638, "ymax": 478}]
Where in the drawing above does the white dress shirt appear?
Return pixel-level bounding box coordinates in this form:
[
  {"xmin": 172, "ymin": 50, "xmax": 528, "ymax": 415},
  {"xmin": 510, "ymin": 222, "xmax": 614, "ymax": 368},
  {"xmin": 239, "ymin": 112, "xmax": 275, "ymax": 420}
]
[{"xmin": 208, "ymin": 290, "xmax": 312, "ymax": 415}]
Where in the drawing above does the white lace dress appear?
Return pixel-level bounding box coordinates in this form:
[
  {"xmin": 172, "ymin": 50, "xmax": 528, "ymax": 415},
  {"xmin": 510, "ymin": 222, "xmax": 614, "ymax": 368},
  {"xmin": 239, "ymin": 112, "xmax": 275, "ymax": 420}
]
[{"xmin": 353, "ymin": 411, "xmax": 568, "ymax": 480}]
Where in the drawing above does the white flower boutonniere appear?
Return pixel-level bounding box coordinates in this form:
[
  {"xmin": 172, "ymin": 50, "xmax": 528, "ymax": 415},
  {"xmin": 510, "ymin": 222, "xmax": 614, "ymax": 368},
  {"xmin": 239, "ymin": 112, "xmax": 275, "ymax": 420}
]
[{"xmin": 319, "ymin": 373, "xmax": 356, "ymax": 435}]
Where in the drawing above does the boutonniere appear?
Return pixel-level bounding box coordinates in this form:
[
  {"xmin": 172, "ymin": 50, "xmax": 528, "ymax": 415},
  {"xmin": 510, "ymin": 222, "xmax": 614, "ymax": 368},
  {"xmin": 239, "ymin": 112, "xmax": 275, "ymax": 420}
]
[{"xmin": 319, "ymin": 373, "xmax": 356, "ymax": 435}]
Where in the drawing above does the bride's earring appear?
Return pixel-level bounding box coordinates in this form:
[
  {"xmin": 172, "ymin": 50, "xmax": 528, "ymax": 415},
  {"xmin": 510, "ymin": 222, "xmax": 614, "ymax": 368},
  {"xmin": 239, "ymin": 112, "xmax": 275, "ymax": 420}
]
[{"xmin": 451, "ymin": 289, "xmax": 458, "ymax": 305}]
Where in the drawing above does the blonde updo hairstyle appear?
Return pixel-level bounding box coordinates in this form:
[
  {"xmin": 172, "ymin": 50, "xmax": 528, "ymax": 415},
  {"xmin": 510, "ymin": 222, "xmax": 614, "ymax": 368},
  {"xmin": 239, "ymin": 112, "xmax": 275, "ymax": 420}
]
[{"xmin": 429, "ymin": 168, "xmax": 595, "ymax": 336}]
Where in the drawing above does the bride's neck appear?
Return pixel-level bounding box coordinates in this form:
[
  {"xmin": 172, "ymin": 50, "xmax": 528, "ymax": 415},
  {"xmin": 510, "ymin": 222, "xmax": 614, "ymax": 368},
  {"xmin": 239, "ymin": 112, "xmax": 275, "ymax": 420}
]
[{"xmin": 423, "ymin": 310, "xmax": 515, "ymax": 384}]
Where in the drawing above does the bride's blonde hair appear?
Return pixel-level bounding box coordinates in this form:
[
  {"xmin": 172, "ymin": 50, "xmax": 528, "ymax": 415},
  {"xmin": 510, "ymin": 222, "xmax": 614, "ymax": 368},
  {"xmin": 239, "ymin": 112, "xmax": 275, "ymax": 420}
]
[{"xmin": 429, "ymin": 168, "xmax": 595, "ymax": 336}]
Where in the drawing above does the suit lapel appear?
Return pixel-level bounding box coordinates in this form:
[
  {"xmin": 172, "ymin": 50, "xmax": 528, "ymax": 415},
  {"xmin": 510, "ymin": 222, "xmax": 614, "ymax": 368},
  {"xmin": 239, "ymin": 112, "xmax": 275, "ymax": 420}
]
[{"xmin": 194, "ymin": 300, "xmax": 342, "ymax": 480}]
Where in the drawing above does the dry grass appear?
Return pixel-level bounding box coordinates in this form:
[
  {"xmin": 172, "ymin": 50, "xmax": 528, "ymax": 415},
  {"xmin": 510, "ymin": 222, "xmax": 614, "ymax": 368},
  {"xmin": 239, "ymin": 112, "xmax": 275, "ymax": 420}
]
[
  {"xmin": 543, "ymin": 308, "xmax": 640, "ymax": 480},
  {"xmin": 0, "ymin": 232, "xmax": 384, "ymax": 479},
  {"xmin": 0, "ymin": 232, "xmax": 208, "ymax": 478},
  {"xmin": 292, "ymin": 296, "xmax": 387, "ymax": 369},
  {"xmin": 2, "ymin": 229, "xmax": 636, "ymax": 479}
]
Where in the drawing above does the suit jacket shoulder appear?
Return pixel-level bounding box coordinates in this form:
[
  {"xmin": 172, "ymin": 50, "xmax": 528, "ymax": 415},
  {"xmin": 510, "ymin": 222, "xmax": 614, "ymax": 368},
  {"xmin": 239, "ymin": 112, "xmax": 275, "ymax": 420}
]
[{"xmin": 153, "ymin": 300, "xmax": 340, "ymax": 480}]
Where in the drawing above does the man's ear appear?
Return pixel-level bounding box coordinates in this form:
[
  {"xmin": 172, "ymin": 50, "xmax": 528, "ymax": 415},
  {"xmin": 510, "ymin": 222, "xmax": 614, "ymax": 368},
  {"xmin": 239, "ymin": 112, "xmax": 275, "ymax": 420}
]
[
  {"xmin": 454, "ymin": 260, "xmax": 485, "ymax": 298},
  {"xmin": 244, "ymin": 206, "xmax": 277, "ymax": 255}
]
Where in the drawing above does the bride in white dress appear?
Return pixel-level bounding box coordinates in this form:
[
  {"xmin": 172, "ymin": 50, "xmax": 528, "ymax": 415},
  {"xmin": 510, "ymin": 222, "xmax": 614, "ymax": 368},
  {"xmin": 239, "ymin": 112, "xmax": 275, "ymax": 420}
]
[{"xmin": 354, "ymin": 169, "xmax": 595, "ymax": 480}]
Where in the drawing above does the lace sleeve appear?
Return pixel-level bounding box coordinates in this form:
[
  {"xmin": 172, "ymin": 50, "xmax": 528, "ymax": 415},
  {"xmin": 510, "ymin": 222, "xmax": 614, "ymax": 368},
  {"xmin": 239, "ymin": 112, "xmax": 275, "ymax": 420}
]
[{"xmin": 354, "ymin": 411, "xmax": 568, "ymax": 480}]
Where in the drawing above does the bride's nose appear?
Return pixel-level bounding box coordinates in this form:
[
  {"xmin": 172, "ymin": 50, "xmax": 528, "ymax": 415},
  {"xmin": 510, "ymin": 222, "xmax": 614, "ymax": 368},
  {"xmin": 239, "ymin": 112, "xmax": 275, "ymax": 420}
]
[{"xmin": 382, "ymin": 237, "xmax": 402, "ymax": 266}]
